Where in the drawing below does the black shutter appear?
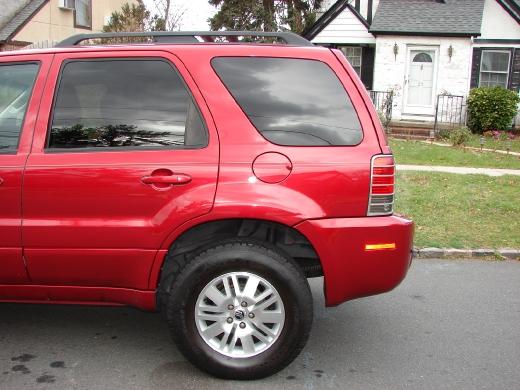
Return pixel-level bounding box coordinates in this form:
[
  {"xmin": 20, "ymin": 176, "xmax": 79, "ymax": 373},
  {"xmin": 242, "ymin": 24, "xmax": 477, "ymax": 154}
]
[
  {"xmin": 470, "ymin": 48, "xmax": 482, "ymax": 89},
  {"xmin": 361, "ymin": 46, "xmax": 375, "ymax": 90},
  {"xmin": 509, "ymin": 48, "xmax": 520, "ymax": 92}
]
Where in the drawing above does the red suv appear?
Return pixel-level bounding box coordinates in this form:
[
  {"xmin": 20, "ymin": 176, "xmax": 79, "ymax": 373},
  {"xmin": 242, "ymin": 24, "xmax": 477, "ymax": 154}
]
[{"xmin": 0, "ymin": 31, "xmax": 413, "ymax": 379}]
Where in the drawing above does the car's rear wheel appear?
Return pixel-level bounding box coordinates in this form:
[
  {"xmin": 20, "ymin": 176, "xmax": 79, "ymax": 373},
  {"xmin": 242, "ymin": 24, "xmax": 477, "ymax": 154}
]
[{"xmin": 163, "ymin": 240, "xmax": 313, "ymax": 379}]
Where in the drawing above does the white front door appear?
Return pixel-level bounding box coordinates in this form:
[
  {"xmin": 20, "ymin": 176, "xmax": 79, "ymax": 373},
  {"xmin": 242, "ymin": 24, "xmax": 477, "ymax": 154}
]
[{"xmin": 404, "ymin": 48, "xmax": 437, "ymax": 115}]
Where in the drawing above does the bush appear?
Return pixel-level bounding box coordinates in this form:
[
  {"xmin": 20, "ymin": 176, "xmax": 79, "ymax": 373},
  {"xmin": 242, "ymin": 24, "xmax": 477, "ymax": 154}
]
[
  {"xmin": 449, "ymin": 127, "xmax": 472, "ymax": 146},
  {"xmin": 437, "ymin": 128, "xmax": 451, "ymax": 141},
  {"xmin": 467, "ymin": 87, "xmax": 520, "ymax": 133}
]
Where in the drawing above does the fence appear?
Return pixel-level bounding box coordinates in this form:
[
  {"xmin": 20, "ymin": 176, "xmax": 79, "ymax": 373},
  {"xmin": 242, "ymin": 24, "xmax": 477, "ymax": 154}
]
[
  {"xmin": 369, "ymin": 90, "xmax": 393, "ymax": 126},
  {"xmin": 433, "ymin": 94, "xmax": 467, "ymax": 135},
  {"xmin": 22, "ymin": 40, "xmax": 56, "ymax": 50}
]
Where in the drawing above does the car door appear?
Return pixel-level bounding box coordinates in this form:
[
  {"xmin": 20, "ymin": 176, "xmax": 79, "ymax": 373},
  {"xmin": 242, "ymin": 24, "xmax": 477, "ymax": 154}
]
[
  {"xmin": 22, "ymin": 49, "xmax": 219, "ymax": 289},
  {"xmin": 0, "ymin": 54, "xmax": 50, "ymax": 284}
]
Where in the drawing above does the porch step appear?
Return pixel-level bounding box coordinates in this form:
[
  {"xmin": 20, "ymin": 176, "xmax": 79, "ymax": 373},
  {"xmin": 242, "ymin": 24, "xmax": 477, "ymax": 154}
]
[
  {"xmin": 390, "ymin": 134, "xmax": 431, "ymax": 141},
  {"xmin": 389, "ymin": 127, "xmax": 433, "ymax": 137},
  {"xmin": 389, "ymin": 120, "xmax": 434, "ymax": 130}
]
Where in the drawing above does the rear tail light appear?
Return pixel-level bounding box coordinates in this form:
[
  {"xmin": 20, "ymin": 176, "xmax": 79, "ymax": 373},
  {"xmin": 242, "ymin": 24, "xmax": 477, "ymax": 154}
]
[{"xmin": 368, "ymin": 155, "xmax": 395, "ymax": 216}]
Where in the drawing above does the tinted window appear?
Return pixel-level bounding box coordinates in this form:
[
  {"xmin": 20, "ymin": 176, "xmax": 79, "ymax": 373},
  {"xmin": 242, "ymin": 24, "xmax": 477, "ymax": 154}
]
[
  {"xmin": 212, "ymin": 57, "xmax": 362, "ymax": 146},
  {"xmin": 0, "ymin": 63, "xmax": 39, "ymax": 152},
  {"xmin": 49, "ymin": 59, "xmax": 207, "ymax": 149}
]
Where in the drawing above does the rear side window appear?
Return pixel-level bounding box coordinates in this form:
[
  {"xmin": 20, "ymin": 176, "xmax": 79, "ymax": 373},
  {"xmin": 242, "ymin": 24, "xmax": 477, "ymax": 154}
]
[
  {"xmin": 0, "ymin": 63, "xmax": 39, "ymax": 152},
  {"xmin": 48, "ymin": 59, "xmax": 207, "ymax": 150},
  {"xmin": 212, "ymin": 57, "xmax": 362, "ymax": 146}
]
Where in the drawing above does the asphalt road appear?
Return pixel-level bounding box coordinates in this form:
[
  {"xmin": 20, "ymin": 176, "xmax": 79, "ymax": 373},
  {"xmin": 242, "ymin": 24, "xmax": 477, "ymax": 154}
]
[{"xmin": 1, "ymin": 259, "xmax": 519, "ymax": 390}]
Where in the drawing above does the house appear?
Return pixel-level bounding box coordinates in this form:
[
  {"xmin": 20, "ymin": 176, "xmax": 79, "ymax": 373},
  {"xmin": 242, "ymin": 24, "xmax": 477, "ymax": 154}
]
[
  {"xmin": 0, "ymin": 0, "xmax": 136, "ymax": 51},
  {"xmin": 304, "ymin": 0, "xmax": 520, "ymax": 124}
]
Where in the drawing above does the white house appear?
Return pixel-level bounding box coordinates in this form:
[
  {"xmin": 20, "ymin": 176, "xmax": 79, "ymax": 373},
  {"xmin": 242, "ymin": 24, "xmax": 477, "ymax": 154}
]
[{"xmin": 304, "ymin": 0, "xmax": 520, "ymax": 124}]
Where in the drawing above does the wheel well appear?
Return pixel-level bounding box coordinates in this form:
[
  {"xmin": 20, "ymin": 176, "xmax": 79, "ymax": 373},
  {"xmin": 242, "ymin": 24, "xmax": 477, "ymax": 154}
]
[{"xmin": 158, "ymin": 219, "xmax": 322, "ymax": 298}]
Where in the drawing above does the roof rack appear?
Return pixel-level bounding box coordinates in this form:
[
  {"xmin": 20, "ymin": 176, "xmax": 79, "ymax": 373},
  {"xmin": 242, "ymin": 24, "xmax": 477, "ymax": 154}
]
[{"xmin": 55, "ymin": 31, "xmax": 313, "ymax": 47}]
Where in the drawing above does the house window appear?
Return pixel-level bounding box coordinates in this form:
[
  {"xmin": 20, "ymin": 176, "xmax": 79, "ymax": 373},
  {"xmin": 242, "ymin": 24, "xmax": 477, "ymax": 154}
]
[
  {"xmin": 74, "ymin": 0, "xmax": 92, "ymax": 29},
  {"xmin": 339, "ymin": 46, "xmax": 362, "ymax": 76},
  {"xmin": 479, "ymin": 50, "xmax": 510, "ymax": 88}
]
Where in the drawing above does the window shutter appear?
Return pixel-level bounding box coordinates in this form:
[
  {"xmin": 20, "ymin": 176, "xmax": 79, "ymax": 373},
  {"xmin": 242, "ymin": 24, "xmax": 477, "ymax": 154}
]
[
  {"xmin": 470, "ymin": 48, "xmax": 482, "ymax": 89},
  {"xmin": 509, "ymin": 48, "xmax": 520, "ymax": 92},
  {"xmin": 361, "ymin": 46, "xmax": 375, "ymax": 90}
]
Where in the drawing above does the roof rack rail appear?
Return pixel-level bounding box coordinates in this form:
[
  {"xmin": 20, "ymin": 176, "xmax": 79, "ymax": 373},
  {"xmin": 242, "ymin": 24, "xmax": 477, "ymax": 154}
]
[{"xmin": 55, "ymin": 31, "xmax": 313, "ymax": 47}]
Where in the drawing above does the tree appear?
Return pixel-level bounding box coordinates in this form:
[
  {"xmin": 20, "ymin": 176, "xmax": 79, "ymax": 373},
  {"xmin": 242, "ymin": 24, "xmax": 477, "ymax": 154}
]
[
  {"xmin": 151, "ymin": 0, "xmax": 187, "ymax": 31},
  {"xmin": 208, "ymin": 0, "xmax": 323, "ymax": 33},
  {"xmin": 103, "ymin": 3, "xmax": 164, "ymax": 33}
]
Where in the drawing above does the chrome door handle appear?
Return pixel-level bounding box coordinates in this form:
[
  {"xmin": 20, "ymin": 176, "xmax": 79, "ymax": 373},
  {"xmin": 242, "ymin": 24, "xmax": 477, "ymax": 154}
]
[{"xmin": 141, "ymin": 173, "xmax": 192, "ymax": 185}]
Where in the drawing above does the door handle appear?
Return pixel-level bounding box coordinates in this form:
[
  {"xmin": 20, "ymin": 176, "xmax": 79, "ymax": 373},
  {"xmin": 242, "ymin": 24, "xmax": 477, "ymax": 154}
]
[
  {"xmin": 141, "ymin": 173, "xmax": 192, "ymax": 185},
  {"xmin": 0, "ymin": 177, "xmax": 3, "ymax": 186}
]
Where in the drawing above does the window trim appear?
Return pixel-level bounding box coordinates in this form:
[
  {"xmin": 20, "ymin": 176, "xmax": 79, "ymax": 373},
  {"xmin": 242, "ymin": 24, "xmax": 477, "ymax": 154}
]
[
  {"xmin": 338, "ymin": 46, "xmax": 363, "ymax": 77},
  {"xmin": 0, "ymin": 61, "xmax": 40, "ymax": 155},
  {"xmin": 73, "ymin": 0, "xmax": 92, "ymax": 30},
  {"xmin": 479, "ymin": 49, "xmax": 511, "ymax": 88},
  {"xmin": 45, "ymin": 57, "xmax": 209, "ymax": 153},
  {"xmin": 210, "ymin": 55, "xmax": 364, "ymax": 148}
]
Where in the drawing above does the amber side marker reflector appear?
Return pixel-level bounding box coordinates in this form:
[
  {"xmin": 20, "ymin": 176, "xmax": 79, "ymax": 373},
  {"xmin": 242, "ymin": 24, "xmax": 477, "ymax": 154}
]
[{"xmin": 365, "ymin": 243, "xmax": 396, "ymax": 251}]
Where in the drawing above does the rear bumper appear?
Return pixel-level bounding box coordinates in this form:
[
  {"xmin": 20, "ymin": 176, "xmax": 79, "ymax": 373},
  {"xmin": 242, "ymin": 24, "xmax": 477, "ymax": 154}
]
[{"xmin": 295, "ymin": 215, "xmax": 414, "ymax": 306}]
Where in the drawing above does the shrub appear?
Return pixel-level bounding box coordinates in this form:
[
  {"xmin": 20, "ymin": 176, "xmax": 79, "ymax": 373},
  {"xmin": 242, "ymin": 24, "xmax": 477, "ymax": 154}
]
[
  {"xmin": 437, "ymin": 128, "xmax": 451, "ymax": 141},
  {"xmin": 449, "ymin": 127, "xmax": 472, "ymax": 146},
  {"xmin": 467, "ymin": 87, "xmax": 520, "ymax": 133}
]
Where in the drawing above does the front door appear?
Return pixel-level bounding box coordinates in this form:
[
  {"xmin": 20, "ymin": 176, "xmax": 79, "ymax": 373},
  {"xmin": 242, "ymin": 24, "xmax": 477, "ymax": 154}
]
[
  {"xmin": 404, "ymin": 48, "xmax": 437, "ymax": 115},
  {"xmin": 0, "ymin": 54, "xmax": 49, "ymax": 284},
  {"xmin": 22, "ymin": 50, "xmax": 219, "ymax": 289}
]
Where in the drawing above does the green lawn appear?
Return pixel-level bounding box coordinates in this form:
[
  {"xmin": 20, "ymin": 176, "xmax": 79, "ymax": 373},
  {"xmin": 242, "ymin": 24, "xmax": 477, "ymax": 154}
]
[
  {"xmin": 395, "ymin": 172, "xmax": 520, "ymax": 249},
  {"xmin": 464, "ymin": 134, "xmax": 520, "ymax": 153},
  {"xmin": 389, "ymin": 139, "xmax": 520, "ymax": 169}
]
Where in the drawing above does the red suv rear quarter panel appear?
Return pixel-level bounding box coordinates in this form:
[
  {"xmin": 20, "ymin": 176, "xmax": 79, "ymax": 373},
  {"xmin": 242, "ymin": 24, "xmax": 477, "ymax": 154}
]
[{"xmin": 174, "ymin": 45, "xmax": 382, "ymax": 223}]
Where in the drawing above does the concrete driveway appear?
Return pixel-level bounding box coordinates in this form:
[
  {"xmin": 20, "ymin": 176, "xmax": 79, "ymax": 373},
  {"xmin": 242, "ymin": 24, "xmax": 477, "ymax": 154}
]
[{"xmin": 1, "ymin": 259, "xmax": 519, "ymax": 390}]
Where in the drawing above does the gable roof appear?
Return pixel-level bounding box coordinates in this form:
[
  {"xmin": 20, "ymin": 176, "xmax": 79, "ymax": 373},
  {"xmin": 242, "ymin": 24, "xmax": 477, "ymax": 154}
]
[
  {"xmin": 370, "ymin": 0, "xmax": 485, "ymax": 37},
  {"xmin": 497, "ymin": 0, "xmax": 520, "ymax": 23},
  {"xmin": 303, "ymin": 0, "xmax": 369, "ymax": 40},
  {"xmin": 0, "ymin": 0, "xmax": 48, "ymax": 42}
]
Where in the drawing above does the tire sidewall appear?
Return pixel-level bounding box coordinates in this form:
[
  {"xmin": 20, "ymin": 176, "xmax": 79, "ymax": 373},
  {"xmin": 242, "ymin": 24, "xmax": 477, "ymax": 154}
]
[{"xmin": 166, "ymin": 242, "xmax": 312, "ymax": 379}]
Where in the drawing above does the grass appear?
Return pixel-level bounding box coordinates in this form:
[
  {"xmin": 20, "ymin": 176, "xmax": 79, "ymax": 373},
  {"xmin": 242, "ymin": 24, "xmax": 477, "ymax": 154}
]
[
  {"xmin": 464, "ymin": 134, "xmax": 520, "ymax": 153},
  {"xmin": 389, "ymin": 139, "xmax": 520, "ymax": 169},
  {"xmin": 394, "ymin": 172, "xmax": 520, "ymax": 249}
]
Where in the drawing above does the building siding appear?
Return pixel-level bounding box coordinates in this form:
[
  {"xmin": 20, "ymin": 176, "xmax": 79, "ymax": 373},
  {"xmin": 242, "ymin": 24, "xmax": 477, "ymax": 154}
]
[
  {"xmin": 312, "ymin": 6, "xmax": 375, "ymax": 44},
  {"xmin": 373, "ymin": 35, "xmax": 472, "ymax": 120}
]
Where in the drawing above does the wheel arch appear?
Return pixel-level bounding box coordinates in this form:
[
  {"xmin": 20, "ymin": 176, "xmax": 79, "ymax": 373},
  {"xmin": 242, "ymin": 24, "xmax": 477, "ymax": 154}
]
[{"xmin": 151, "ymin": 218, "xmax": 322, "ymax": 307}]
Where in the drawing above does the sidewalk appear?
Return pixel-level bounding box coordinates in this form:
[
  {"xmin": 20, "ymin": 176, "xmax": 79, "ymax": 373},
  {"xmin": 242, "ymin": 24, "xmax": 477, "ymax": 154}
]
[
  {"xmin": 397, "ymin": 164, "xmax": 520, "ymax": 177},
  {"xmin": 418, "ymin": 140, "xmax": 520, "ymax": 157}
]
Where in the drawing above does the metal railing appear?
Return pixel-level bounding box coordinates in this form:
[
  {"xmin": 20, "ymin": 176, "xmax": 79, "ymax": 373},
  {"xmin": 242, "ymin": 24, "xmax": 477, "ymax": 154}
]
[
  {"xmin": 433, "ymin": 94, "xmax": 467, "ymax": 134},
  {"xmin": 369, "ymin": 90, "xmax": 394, "ymax": 127}
]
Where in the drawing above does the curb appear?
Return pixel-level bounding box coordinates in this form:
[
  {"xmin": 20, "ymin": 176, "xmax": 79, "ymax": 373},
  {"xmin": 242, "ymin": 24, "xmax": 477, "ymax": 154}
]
[{"xmin": 413, "ymin": 248, "xmax": 520, "ymax": 260}]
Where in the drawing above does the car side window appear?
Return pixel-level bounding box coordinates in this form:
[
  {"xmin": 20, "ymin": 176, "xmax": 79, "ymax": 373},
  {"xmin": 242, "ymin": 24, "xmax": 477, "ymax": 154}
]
[
  {"xmin": 212, "ymin": 57, "xmax": 363, "ymax": 146},
  {"xmin": 0, "ymin": 63, "xmax": 39, "ymax": 153},
  {"xmin": 48, "ymin": 59, "xmax": 207, "ymax": 150}
]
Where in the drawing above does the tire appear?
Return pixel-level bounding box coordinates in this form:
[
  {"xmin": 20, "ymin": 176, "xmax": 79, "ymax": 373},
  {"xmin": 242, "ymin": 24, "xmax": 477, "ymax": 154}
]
[{"xmin": 163, "ymin": 239, "xmax": 313, "ymax": 379}]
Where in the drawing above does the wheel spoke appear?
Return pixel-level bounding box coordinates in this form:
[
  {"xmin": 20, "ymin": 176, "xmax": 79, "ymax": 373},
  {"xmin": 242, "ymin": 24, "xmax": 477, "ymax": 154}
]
[
  {"xmin": 251, "ymin": 328, "xmax": 270, "ymax": 345},
  {"xmin": 253, "ymin": 288, "xmax": 273, "ymax": 303},
  {"xmin": 222, "ymin": 275, "xmax": 232, "ymax": 297},
  {"xmin": 230, "ymin": 274, "xmax": 241, "ymax": 296},
  {"xmin": 195, "ymin": 271, "xmax": 285, "ymax": 358},
  {"xmin": 240, "ymin": 334, "xmax": 255, "ymax": 354},
  {"xmin": 197, "ymin": 313, "xmax": 225, "ymax": 322},
  {"xmin": 219, "ymin": 325, "xmax": 234, "ymax": 350},
  {"xmin": 204, "ymin": 285, "xmax": 226, "ymax": 308},
  {"xmin": 256, "ymin": 310, "xmax": 284, "ymax": 324},
  {"xmin": 253, "ymin": 295, "xmax": 278, "ymax": 312},
  {"xmin": 198, "ymin": 304, "xmax": 225, "ymax": 314},
  {"xmin": 242, "ymin": 275, "xmax": 260, "ymax": 300},
  {"xmin": 201, "ymin": 322, "xmax": 224, "ymax": 340},
  {"xmin": 255, "ymin": 322, "xmax": 276, "ymax": 338}
]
